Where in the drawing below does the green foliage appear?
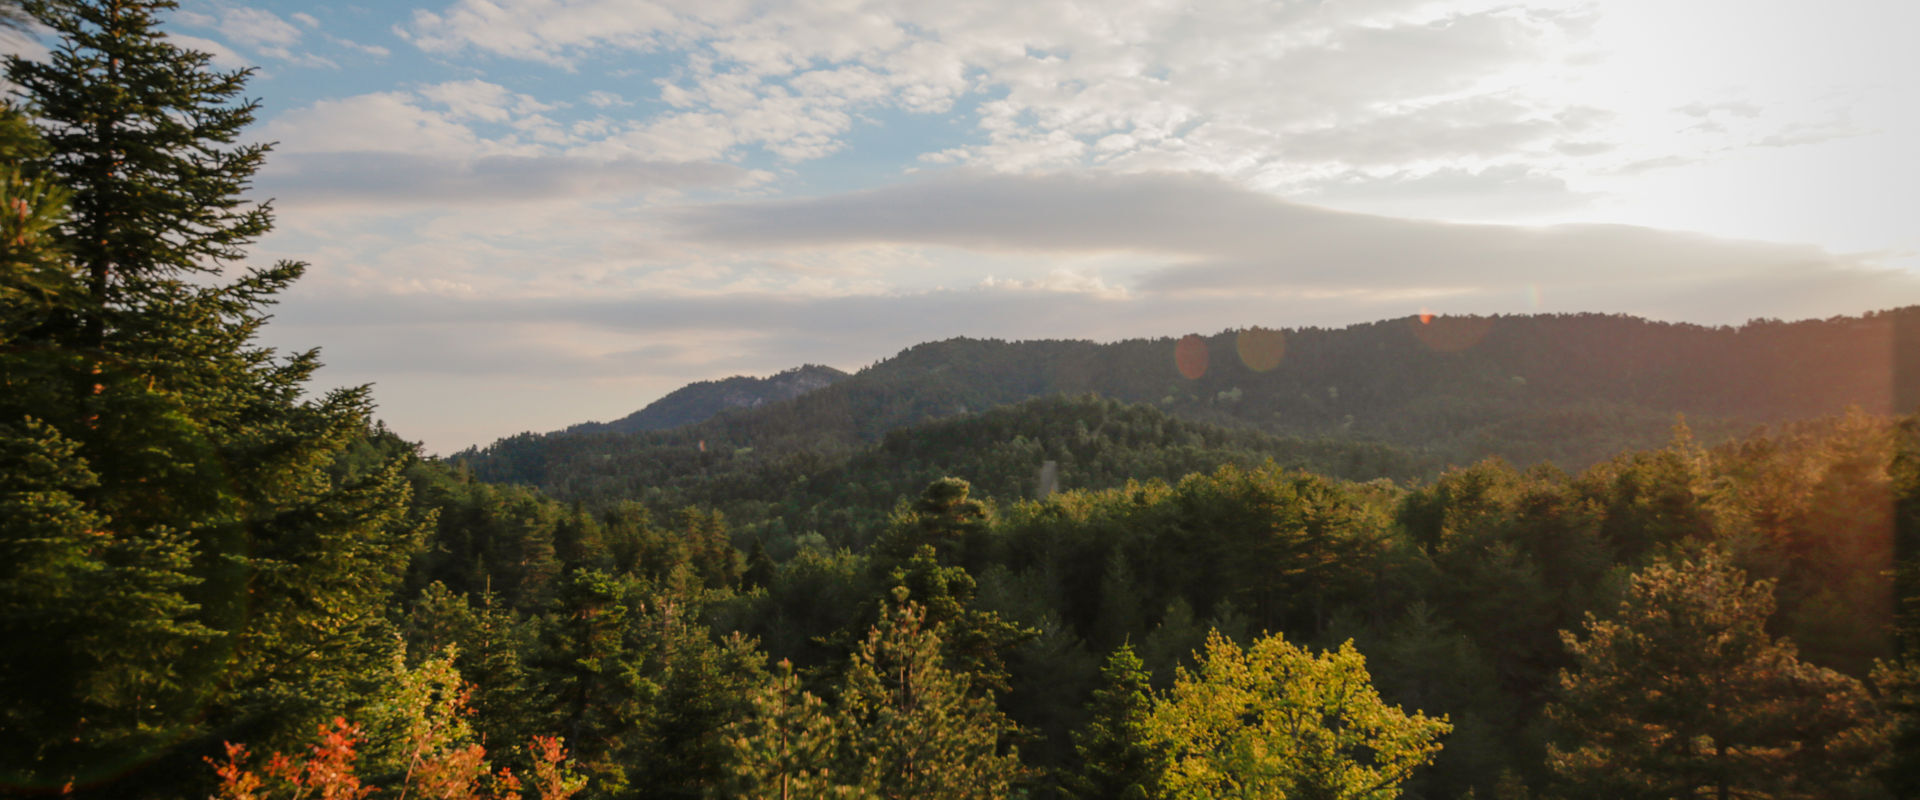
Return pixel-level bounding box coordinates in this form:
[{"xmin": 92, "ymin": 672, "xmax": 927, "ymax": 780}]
[
  {"xmin": 572, "ymin": 365, "xmax": 849, "ymax": 436},
  {"xmin": 1143, "ymin": 630, "xmax": 1450, "ymax": 800},
  {"xmin": 0, "ymin": 103, "xmax": 70, "ymax": 344},
  {"xmin": 458, "ymin": 312, "xmax": 1920, "ymax": 529},
  {"xmin": 528, "ymin": 570, "xmax": 657, "ymax": 796},
  {"xmin": 1061, "ymin": 644, "xmax": 1160, "ymax": 800},
  {"xmin": 0, "ymin": 417, "xmax": 217, "ymax": 780},
  {"xmin": 720, "ymin": 660, "xmax": 865, "ymax": 800},
  {"xmin": 833, "ymin": 598, "xmax": 1026, "ymax": 800},
  {"xmin": 360, "ymin": 645, "xmax": 490, "ymax": 793},
  {"xmin": 1882, "ymin": 415, "xmax": 1920, "ymax": 796},
  {"xmin": 2, "ymin": 43, "xmax": 1910, "ymax": 797},
  {"xmin": 1546, "ymin": 551, "xmax": 1888, "ymax": 799},
  {"xmin": 0, "ymin": 3, "xmax": 422, "ymax": 794},
  {"xmin": 460, "ymin": 394, "xmax": 1434, "ymax": 545}
]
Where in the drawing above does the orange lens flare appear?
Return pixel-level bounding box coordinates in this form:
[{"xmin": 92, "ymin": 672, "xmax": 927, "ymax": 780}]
[
  {"xmin": 1236, "ymin": 327, "xmax": 1285, "ymax": 372},
  {"xmin": 1175, "ymin": 334, "xmax": 1209, "ymax": 379},
  {"xmin": 1411, "ymin": 314, "xmax": 1493, "ymax": 352}
]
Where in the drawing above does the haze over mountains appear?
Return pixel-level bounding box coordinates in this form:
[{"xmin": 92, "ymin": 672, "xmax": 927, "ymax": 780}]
[
  {"xmin": 493, "ymin": 309, "xmax": 1919, "ymax": 449},
  {"xmin": 456, "ymin": 308, "xmax": 1920, "ymax": 539}
]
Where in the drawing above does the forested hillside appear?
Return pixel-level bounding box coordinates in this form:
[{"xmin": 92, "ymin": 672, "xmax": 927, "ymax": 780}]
[
  {"xmin": 567, "ymin": 365, "xmax": 849, "ymax": 435},
  {"xmin": 464, "ymin": 394, "xmax": 1435, "ymax": 550},
  {"xmin": 462, "ymin": 310, "xmax": 1920, "ymax": 510},
  {"xmin": 346, "ymin": 409, "xmax": 1920, "ymax": 800},
  {"xmin": 1, "ymin": 4, "xmax": 1915, "ymax": 800}
]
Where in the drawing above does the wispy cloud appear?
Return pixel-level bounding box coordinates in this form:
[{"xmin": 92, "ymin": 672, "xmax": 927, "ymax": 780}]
[
  {"xmin": 670, "ymin": 170, "xmax": 1903, "ymax": 303},
  {"xmin": 262, "ymin": 152, "xmax": 756, "ymax": 208}
]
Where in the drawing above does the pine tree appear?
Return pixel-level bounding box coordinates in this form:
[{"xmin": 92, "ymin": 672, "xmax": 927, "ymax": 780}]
[
  {"xmin": 872, "ymin": 478, "xmax": 989, "ymax": 565},
  {"xmin": 1546, "ymin": 551, "xmax": 1887, "ymax": 799},
  {"xmin": 834, "ymin": 596, "xmax": 1026, "ymax": 800},
  {"xmin": 0, "ymin": 99, "xmax": 71, "ymax": 343},
  {"xmin": 631, "ymin": 575, "xmax": 765, "ymax": 800},
  {"xmin": 10, "ymin": 0, "xmax": 271, "ymax": 350},
  {"xmin": 1, "ymin": 3, "xmax": 420, "ymax": 793},
  {"xmin": 743, "ymin": 539, "xmax": 777, "ymax": 592},
  {"xmin": 531, "ymin": 570, "xmax": 657, "ymax": 798},
  {"xmin": 1882, "ymin": 414, "xmax": 1920, "ymax": 797},
  {"xmin": 721, "ymin": 660, "xmax": 865, "ymax": 800},
  {"xmin": 1061, "ymin": 644, "xmax": 1160, "ymax": 800}
]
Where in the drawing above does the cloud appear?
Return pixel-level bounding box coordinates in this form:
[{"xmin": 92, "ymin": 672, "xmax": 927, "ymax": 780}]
[
  {"xmin": 326, "ymin": 35, "xmax": 392, "ymax": 58},
  {"xmin": 243, "ymin": 0, "xmax": 1920, "ymax": 454},
  {"xmin": 218, "ymin": 7, "xmax": 302, "ymax": 48},
  {"xmin": 173, "ymin": 4, "xmax": 346, "ymax": 67},
  {"xmin": 261, "ymin": 92, "xmax": 498, "ymax": 155},
  {"xmin": 392, "ymin": 0, "xmax": 1608, "ymax": 188},
  {"xmin": 584, "ymin": 90, "xmax": 629, "ymax": 108},
  {"xmin": 260, "ymin": 152, "xmax": 756, "ymax": 208},
  {"xmin": 667, "ymin": 170, "xmax": 1911, "ymax": 304},
  {"xmin": 1300, "ymin": 164, "xmax": 1596, "ymax": 220},
  {"xmin": 418, "ymin": 79, "xmax": 557, "ymax": 123},
  {"xmin": 166, "ymin": 32, "xmax": 249, "ymax": 69}
]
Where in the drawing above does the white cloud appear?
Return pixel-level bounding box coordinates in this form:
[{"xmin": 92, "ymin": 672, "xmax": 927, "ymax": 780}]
[
  {"xmin": 166, "ymin": 32, "xmax": 249, "ymax": 69},
  {"xmin": 388, "ymin": 0, "xmax": 1600, "ymax": 198},
  {"xmin": 219, "ymin": 7, "xmax": 302, "ymax": 48},
  {"xmin": 261, "ymin": 92, "xmax": 501, "ymax": 155},
  {"xmin": 173, "ymin": 3, "xmax": 359, "ymax": 68},
  {"xmin": 418, "ymin": 79, "xmax": 551, "ymax": 123},
  {"xmin": 327, "ymin": 34, "xmax": 392, "ymax": 58},
  {"xmin": 584, "ymin": 90, "xmax": 629, "ymax": 108},
  {"xmin": 237, "ymin": 0, "xmax": 1920, "ymax": 452},
  {"xmin": 390, "ymin": 0, "xmax": 1920, "ymax": 239}
]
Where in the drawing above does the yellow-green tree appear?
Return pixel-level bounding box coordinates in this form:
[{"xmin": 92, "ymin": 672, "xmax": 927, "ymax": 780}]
[{"xmin": 1143, "ymin": 630, "xmax": 1449, "ymax": 800}]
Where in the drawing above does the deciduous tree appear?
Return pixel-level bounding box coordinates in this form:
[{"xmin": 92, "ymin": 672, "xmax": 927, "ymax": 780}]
[{"xmin": 1143, "ymin": 630, "xmax": 1449, "ymax": 800}]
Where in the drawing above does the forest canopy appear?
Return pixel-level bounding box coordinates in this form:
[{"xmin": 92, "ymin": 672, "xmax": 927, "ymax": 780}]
[{"xmin": 0, "ymin": 3, "xmax": 1913, "ymax": 800}]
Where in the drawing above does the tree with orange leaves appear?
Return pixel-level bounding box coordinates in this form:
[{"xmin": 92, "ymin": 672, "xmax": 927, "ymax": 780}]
[{"xmin": 207, "ymin": 651, "xmax": 584, "ymax": 800}]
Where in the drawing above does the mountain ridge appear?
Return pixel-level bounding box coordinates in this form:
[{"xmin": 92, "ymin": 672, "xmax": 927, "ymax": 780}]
[
  {"xmin": 461, "ymin": 308, "xmax": 1920, "ymax": 506},
  {"xmin": 567, "ymin": 363, "xmax": 850, "ymax": 435}
]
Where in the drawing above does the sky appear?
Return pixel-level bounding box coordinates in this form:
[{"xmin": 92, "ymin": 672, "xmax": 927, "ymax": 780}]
[{"xmin": 17, "ymin": 0, "xmax": 1920, "ymax": 453}]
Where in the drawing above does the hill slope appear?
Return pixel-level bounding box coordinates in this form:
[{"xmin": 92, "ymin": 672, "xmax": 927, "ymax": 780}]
[
  {"xmin": 459, "ymin": 308, "xmax": 1920, "ymax": 507},
  {"xmin": 568, "ymin": 363, "xmax": 849, "ymax": 434}
]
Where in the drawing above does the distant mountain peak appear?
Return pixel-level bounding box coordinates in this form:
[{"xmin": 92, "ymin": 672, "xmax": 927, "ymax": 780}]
[{"xmin": 571, "ymin": 364, "xmax": 850, "ymax": 435}]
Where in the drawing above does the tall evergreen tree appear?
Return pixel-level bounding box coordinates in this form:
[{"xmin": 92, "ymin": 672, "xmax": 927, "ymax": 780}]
[
  {"xmin": 1061, "ymin": 644, "xmax": 1160, "ymax": 800},
  {"xmin": 1872, "ymin": 413, "xmax": 1920, "ymax": 797},
  {"xmin": 1546, "ymin": 551, "xmax": 1887, "ymax": 800},
  {"xmin": 0, "ymin": 3, "xmax": 421, "ymax": 795},
  {"xmin": 721, "ymin": 660, "xmax": 864, "ymax": 800},
  {"xmin": 834, "ymin": 596, "xmax": 1026, "ymax": 800}
]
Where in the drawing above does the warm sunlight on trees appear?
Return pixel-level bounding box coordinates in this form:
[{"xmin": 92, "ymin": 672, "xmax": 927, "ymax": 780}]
[
  {"xmin": 1547, "ymin": 550, "xmax": 1888, "ymax": 799},
  {"xmin": 1143, "ymin": 630, "xmax": 1450, "ymax": 800},
  {"xmin": 0, "ymin": 2, "xmax": 421, "ymax": 792}
]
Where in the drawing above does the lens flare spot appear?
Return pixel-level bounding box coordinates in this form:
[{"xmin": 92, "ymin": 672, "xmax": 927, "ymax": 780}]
[
  {"xmin": 1175, "ymin": 334, "xmax": 1209, "ymax": 379},
  {"xmin": 1236, "ymin": 327, "xmax": 1286, "ymax": 371},
  {"xmin": 1411, "ymin": 314, "xmax": 1494, "ymax": 353}
]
